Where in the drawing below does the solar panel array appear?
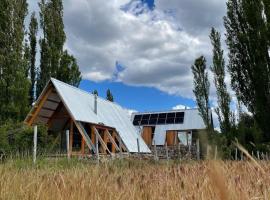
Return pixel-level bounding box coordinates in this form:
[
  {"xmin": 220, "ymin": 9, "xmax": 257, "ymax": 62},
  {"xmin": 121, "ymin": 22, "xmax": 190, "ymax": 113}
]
[{"xmin": 133, "ymin": 112, "xmax": 185, "ymax": 126}]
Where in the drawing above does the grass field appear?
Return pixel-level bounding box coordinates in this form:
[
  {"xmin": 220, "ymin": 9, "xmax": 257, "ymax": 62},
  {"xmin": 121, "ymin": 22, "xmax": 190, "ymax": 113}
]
[{"xmin": 0, "ymin": 158, "xmax": 269, "ymax": 200}]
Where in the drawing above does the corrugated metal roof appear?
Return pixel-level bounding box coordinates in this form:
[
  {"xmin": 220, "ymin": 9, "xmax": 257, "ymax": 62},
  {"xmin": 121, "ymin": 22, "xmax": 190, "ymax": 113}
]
[{"xmin": 51, "ymin": 78, "xmax": 150, "ymax": 153}]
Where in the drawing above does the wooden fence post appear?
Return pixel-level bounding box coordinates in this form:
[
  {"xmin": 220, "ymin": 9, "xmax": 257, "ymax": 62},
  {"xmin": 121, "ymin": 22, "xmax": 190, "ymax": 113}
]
[
  {"xmin": 33, "ymin": 125, "xmax": 37, "ymax": 164},
  {"xmin": 153, "ymin": 140, "xmax": 158, "ymax": 161},
  {"xmin": 165, "ymin": 142, "xmax": 169, "ymax": 161},
  {"xmin": 257, "ymin": 151, "xmax": 260, "ymax": 160},
  {"xmin": 196, "ymin": 139, "xmax": 200, "ymax": 160},
  {"xmin": 137, "ymin": 138, "xmax": 141, "ymax": 160},
  {"xmin": 96, "ymin": 130, "xmax": 99, "ymax": 164},
  {"xmin": 235, "ymin": 148, "xmax": 238, "ymax": 161},
  {"xmin": 66, "ymin": 130, "xmax": 70, "ymax": 159},
  {"xmin": 178, "ymin": 143, "xmax": 181, "ymax": 160}
]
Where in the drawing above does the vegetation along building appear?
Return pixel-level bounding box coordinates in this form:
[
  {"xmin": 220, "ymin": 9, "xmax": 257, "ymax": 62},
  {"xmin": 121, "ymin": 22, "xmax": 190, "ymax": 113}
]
[
  {"xmin": 24, "ymin": 78, "xmax": 150, "ymax": 158},
  {"xmin": 132, "ymin": 109, "xmax": 212, "ymax": 147}
]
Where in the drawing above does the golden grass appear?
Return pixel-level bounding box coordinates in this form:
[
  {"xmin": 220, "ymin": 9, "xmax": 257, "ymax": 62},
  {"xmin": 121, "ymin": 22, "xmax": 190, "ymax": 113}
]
[{"xmin": 0, "ymin": 158, "xmax": 270, "ymax": 200}]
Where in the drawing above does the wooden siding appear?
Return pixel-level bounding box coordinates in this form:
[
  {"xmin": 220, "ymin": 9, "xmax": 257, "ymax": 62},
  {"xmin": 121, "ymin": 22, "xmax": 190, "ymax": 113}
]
[{"xmin": 142, "ymin": 127, "xmax": 153, "ymax": 146}]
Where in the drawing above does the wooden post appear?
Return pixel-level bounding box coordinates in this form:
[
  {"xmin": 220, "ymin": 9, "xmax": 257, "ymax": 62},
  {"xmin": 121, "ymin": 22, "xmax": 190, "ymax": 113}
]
[
  {"xmin": 241, "ymin": 151, "xmax": 243, "ymax": 161},
  {"xmin": 119, "ymin": 136, "xmax": 123, "ymax": 158},
  {"xmin": 137, "ymin": 138, "xmax": 141, "ymax": 159},
  {"xmin": 257, "ymin": 151, "xmax": 260, "ymax": 160},
  {"xmin": 165, "ymin": 142, "xmax": 169, "ymax": 161},
  {"xmin": 196, "ymin": 139, "xmax": 200, "ymax": 160},
  {"xmin": 235, "ymin": 147, "xmax": 238, "ymax": 160},
  {"xmin": 69, "ymin": 120, "xmax": 73, "ymax": 157},
  {"xmin": 33, "ymin": 125, "xmax": 37, "ymax": 164},
  {"xmin": 153, "ymin": 140, "xmax": 158, "ymax": 161},
  {"xmin": 96, "ymin": 130, "xmax": 99, "ymax": 164},
  {"xmin": 66, "ymin": 130, "xmax": 70, "ymax": 159},
  {"xmin": 178, "ymin": 142, "xmax": 181, "ymax": 160}
]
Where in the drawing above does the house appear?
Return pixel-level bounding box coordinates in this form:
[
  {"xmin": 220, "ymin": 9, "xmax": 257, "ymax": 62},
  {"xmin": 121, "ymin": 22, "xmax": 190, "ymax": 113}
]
[
  {"xmin": 131, "ymin": 109, "xmax": 212, "ymax": 147},
  {"xmin": 24, "ymin": 78, "xmax": 151, "ymax": 158}
]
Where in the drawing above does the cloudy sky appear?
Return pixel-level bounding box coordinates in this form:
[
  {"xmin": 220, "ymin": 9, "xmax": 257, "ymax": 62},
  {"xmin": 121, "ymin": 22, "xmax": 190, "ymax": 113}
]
[{"xmin": 28, "ymin": 0, "xmax": 229, "ymax": 127}]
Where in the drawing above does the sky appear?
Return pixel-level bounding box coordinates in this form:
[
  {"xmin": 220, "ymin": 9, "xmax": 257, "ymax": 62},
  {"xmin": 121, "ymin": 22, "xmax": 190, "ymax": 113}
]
[{"xmin": 28, "ymin": 0, "xmax": 229, "ymax": 128}]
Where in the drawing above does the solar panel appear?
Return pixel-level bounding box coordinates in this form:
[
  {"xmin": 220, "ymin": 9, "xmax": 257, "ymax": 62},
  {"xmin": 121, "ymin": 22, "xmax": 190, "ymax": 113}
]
[{"xmin": 133, "ymin": 112, "xmax": 185, "ymax": 125}]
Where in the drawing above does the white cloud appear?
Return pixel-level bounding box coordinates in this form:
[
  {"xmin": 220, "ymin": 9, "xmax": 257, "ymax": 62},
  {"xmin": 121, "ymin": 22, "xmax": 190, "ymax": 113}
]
[
  {"xmin": 60, "ymin": 0, "xmax": 226, "ymax": 98},
  {"xmin": 172, "ymin": 104, "xmax": 190, "ymax": 110}
]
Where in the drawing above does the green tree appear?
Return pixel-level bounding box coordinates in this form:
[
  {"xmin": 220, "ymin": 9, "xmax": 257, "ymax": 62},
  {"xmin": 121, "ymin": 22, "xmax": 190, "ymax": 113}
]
[
  {"xmin": 106, "ymin": 89, "xmax": 114, "ymax": 102},
  {"xmin": 28, "ymin": 12, "xmax": 38, "ymax": 104},
  {"xmin": 224, "ymin": 0, "xmax": 270, "ymax": 141},
  {"xmin": 191, "ymin": 56, "xmax": 211, "ymax": 128},
  {"xmin": 209, "ymin": 28, "xmax": 231, "ymax": 134},
  {"xmin": 37, "ymin": 0, "xmax": 81, "ymax": 97},
  {"xmin": 0, "ymin": 0, "xmax": 30, "ymax": 122}
]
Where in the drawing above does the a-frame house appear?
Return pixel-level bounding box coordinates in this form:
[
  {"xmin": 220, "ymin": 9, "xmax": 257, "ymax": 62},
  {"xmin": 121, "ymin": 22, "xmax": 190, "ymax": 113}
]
[{"xmin": 24, "ymin": 78, "xmax": 150, "ymax": 157}]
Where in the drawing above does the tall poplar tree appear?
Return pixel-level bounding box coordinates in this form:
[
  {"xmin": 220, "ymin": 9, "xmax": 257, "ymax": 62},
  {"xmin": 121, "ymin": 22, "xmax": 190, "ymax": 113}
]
[
  {"xmin": 224, "ymin": 0, "xmax": 270, "ymax": 141},
  {"xmin": 209, "ymin": 28, "xmax": 231, "ymax": 134},
  {"xmin": 37, "ymin": 0, "xmax": 81, "ymax": 96},
  {"xmin": 191, "ymin": 56, "xmax": 211, "ymax": 128},
  {"xmin": 0, "ymin": 0, "xmax": 29, "ymax": 122},
  {"xmin": 28, "ymin": 12, "xmax": 38, "ymax": 104}
]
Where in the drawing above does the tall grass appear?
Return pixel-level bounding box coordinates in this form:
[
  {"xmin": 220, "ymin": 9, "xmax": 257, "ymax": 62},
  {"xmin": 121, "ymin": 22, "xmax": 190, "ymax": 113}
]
[{"xmin": 0, "ymin": 158, "xmax": 270, "ymax": 200}]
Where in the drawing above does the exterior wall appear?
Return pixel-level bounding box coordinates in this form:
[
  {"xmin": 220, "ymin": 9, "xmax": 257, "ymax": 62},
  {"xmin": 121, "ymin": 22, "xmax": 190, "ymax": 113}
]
[{"xmin": 141, "ymin": 127, "xmax": 153, "ymax": 146}]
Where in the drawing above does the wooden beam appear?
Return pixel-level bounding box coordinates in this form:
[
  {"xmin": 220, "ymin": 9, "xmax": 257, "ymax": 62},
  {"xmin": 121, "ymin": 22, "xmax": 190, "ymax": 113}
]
[
  {"xmin": 28, "ymin": 87, "xmax": 53, "ymax": 125},
  {"xmin": 93, "ymin": 127, "xmax": 112, "ymax": 155},
  {"xmin": 113, "ymin": 131, "xmax": 129, "ymax": 153},
  {"xmin": 41, "ymin": 107, "xmax": 56, "ymax": 112},
  {"xmin": 89, "ymin": 123, "xmax": 115, "ymax": 131},
  {"xmin": 74, "ymin": 121, "xmax": 96, "ymax": 153},
  {"xmin": 47, "ymin": 102, "xmax": 63, "ymax": 127},
  {"xmin": 105, "ymin": 129, "xmax": 120, "ymax": 152},
  {"xmin": 46, "ymin": 98, "xmax": 60, "ymax": 104}
]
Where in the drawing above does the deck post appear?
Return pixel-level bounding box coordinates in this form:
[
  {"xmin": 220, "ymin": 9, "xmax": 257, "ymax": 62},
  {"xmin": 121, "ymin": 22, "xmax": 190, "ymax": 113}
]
[
  {"xmin": 33, "ymin": 125, "xmax": 37, "ymax": 164},
  {"xmin": 66, "ymin": 130, "xmax": 70, "ymax": 159}
]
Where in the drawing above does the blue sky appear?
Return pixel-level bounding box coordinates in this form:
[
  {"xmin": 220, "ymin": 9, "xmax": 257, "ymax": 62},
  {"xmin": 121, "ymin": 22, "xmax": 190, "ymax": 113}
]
[
  {"xmin": 28, "ymin": 0, "xmax": 227, "ymax": 126},
  {"xmin": 79, "ymin": 79, "xmax": 196, "ymax": 112},
  {"xmin": 76, "ymin": 0, "xmax": 201, "ymax": 112}
]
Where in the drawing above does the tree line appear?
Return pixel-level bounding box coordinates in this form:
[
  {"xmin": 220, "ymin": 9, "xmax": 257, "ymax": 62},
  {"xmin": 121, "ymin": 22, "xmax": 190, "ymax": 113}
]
[{"xmin": 192, "ymin": 0, "xmax": 270, "ymax": 157}]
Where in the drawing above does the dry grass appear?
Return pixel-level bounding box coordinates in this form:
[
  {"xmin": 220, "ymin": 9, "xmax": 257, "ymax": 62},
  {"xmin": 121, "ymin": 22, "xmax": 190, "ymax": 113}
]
[{"xmin": 0, "ymin": 158, "xmax": 270, "ymax": 200}]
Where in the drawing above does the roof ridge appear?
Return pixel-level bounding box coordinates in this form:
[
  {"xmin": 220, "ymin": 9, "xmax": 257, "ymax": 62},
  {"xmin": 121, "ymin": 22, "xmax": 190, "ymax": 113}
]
[{"xmin": 50, "ymin": 78, "xmax": 124, "ymax": 109}]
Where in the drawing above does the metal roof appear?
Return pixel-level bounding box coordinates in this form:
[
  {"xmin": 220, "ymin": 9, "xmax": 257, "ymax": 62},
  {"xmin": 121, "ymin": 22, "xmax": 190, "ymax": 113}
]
[
  {"xmin": 50, "ymin": 78, "xmax": 150, "ymax": 153},
  {"xmin": 132, "ymin": 109, "xmax": 207, "ymax": 130},
  {"xmin": 132, "ymin": 109, "xmax": 208, "ymax": 145}
]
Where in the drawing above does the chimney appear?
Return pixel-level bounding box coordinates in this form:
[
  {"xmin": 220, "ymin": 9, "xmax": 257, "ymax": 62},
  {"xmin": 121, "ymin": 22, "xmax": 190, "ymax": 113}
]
[{"xmin": 94, "ymin": 94, "xmax": 97, "ymax": 114}]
